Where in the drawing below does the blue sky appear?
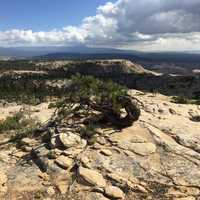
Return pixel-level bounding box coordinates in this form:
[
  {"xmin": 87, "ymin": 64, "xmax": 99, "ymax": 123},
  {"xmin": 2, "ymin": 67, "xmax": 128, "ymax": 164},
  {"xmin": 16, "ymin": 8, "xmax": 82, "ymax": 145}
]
[
  {"xmin": 0, "ymin": 0, "xmax": 200, "ymax": 51},
  {"xmin": 0, "ymin": 0, "xmax": 114, "ymax": 31}
]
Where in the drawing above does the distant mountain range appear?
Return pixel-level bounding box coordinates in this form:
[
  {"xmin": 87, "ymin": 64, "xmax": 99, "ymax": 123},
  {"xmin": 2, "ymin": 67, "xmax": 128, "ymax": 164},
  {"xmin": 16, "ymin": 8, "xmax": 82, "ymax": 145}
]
[
  {"xmin": 0, "ymin": 46, "xmax": 135, "ymax": 58},
  {"xmin": 0, "ymin": 45, "xmax": 200, "ymax": 64}
]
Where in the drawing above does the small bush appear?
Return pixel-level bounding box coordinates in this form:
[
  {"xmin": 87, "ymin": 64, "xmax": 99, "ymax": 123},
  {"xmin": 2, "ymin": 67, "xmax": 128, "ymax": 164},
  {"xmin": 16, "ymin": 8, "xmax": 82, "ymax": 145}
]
[
  {"xmin": 48, "ymin": 101, "xmax": 63, "ymax": 109},
  {"xmin": 0, "ymin": 112, "xmax": 23, "ymax": 133},
  {"xmin": 171, "ymin": 96, "xmax": 200, "ymax": 105},
  {"xmin": 190, "ymin": 115, "xmax": 200, "ymax": 122},
  {"xmin": 48, "ymin": 102, "xmax": 56, "ymax": 109},
  {"xmin": 58, "ymin": 74, "xmax": 128, "ymax": 115},
  {"xmin": 171, "ymin": 96, "xmax": 189, "ymax": 104},
  {"xmin": 10, "ymin": 125, "xmax": 39, "ymax": 144},
  {"xmin": 0, "ymin": 112, "xmax": 36, "ymax": 133}
]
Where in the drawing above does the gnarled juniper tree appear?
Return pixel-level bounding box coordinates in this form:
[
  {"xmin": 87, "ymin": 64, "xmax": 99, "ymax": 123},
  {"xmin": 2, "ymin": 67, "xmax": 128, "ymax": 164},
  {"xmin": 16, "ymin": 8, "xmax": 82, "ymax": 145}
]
[{"xmin": 55, "ymin": 74, "xmax": 141, "ymax": 129}]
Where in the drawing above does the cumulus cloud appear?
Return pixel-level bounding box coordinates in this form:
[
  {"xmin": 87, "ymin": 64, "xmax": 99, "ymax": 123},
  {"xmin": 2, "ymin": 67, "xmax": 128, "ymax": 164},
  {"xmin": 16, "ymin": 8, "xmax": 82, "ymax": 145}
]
[{"xmin": 1, "ymin": 0, "xmax": 200, "ymax": 51}]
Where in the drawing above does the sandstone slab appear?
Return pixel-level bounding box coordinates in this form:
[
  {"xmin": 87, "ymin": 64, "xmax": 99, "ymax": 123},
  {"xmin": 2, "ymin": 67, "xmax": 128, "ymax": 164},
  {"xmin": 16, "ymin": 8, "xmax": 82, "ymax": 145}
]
[
  {"xmin": 0, "ymin": 170, "xmax": 7, "ymax": 194},
  {"xmin": 128, "ymin": 142, "xmax": 157, "ymax": 156},
  {"xmin": 86, "ymin": 192, "xmax": 109, "ymax": 200},
  {"xmin": 105, "ymin": 186, "xmax": 124, "ymax": 199},
  {"xmin": 59, "ymin": 132, "xmax": 81, "ymax": 148},
  {"xmin": 79, "ymin": 166, "xmax": 106, "ymax": 188},
  {"xmin": 20, "ymin": 138, "xmax": 38, "ymax": 147},
  {"xmin": 55, "ymin": 155, "xmax": 73, "ymax": 169},
  {"xmin": 100, "ymin": 149, "xmax": 112, "ymax": 156}
]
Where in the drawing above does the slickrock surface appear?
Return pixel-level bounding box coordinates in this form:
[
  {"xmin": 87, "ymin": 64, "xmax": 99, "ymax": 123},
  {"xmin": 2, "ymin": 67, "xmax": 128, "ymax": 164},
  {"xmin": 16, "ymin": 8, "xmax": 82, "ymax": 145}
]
[
  {"xmin": 79, "ymin": 167, "xmax": 106, "ymax": 188},
  {"xmin": 0, "ymin": 90, "xmax": 200, "ymax": 199}
]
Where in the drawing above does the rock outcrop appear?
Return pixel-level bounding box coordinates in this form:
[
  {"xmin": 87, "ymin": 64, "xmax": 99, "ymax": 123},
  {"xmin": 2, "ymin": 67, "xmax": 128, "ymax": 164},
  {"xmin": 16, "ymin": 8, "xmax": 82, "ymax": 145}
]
[
  {"xmin": 79, "ymin": 167, "xmax": 106, "ymax": 188},
  {"xmin": 1, "ymin": 59, "xmax": 199, "ymax": 100},
  {"xmin": 0, "ymin": 90, "xmax": 200, "ymax": 199}
]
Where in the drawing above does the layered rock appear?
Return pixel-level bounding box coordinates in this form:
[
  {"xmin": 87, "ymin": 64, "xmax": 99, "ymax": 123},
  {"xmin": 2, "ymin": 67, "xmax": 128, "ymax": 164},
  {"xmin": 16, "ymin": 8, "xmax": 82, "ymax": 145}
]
[{"xmin": 0, "ymin": 89, "xmax": 200, "ymax": 199}]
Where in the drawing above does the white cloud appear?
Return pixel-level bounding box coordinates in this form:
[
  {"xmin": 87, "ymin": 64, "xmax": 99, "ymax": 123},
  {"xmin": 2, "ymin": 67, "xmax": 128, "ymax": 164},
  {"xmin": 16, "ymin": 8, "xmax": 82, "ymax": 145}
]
[
  {"xmin": 97, "ymin": 2, "xmax": 118, "ymax": 15},
  {"xmin": 1, "ymin": 0, "xmax": 200, "ymax": 51}
]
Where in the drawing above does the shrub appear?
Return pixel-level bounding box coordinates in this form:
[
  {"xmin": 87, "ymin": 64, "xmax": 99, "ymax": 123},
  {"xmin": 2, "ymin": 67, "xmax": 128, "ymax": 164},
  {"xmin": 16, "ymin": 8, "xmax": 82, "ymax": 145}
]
[
  {"xmin": 171, "ymin": 96, "xmax": 189, "ymax": 104},
  {"xmin": 0, "ymin": 111, "xmax": 37, "ymax": 133},
  {"xmin": 171, "ymin": 96, "xmax": 200, "ymax": 105},
  {"xmin": 48, "ymin": 101, "xmax": 64, "ymax": 109},
  {"xmin": 0, "ymin": 112, "xmax": 24, "ymax": 133},
  {"xmin": 58, "ymin": 74, "xmax": 128, "ymax": 116},
  {"xmin": 55, "ymin": 74, "xmax": 140, "ymax": 129}
]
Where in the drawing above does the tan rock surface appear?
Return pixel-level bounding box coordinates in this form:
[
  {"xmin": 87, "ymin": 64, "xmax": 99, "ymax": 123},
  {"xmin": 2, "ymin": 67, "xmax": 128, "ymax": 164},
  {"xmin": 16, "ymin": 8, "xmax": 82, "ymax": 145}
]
[
  {"xmin": 59, "ymin": 132, "xmax": 81, "ymax": 149},
  {"xmin": 1, "ymin": 90, "xmax": 200, "ymax": 199},
  {"xmin": 79, "ymin": 167, "xmax": 106, "ymax": 188},
  {"xmin": 55, "ymin": 155, "xmax": 73, "ymax": 169},
  {"xmin": 105, "ymin": 186, "xmax": 124, "ymax": 199},
  {"xmin": 0, "ymin": 170, "xmax": 7, "ymax": 194}
]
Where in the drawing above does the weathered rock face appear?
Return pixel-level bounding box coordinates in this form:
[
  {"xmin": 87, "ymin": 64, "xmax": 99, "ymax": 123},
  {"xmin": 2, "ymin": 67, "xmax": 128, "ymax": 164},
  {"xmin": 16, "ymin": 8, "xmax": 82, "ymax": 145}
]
[
  {"xmin": 55, "ymin": 155, "xmax": 73, "ymax": 169},
  {"xmin": 1, "ymin": 59, "xmax": 199, "ymax": 101},
  {"xmin": 86, "ymin": 192, "xmax": 110, "ymax": 200},
  {"xmin": 0, "ymin": 170, "xmax": 7, "ymax": 195},
  {"xmin": 100, "ymin": 149, "xmax": 112, "ymax": 156},
  {"xmin": 20, "ymin": 138, "xmax": 38, "ymax": 147},
  {"xmin": 1, "ymin": 89, "xmax": 200, "ymax": 200},
  {"xmin": 126, "ymin": 142, "xmax": 157, "ymax": 156},
  {"xmin": 59, "ymin": 132, "xmax": 82, "ymax": 149},
  {"xmin": 78, "ymin": 167, "xmax": 106, "ymax": 188},
  {"xmin": 48, "ymin": 60, "xmax": 152, "ymax": 76},
  {"xmin": 20, "ymin": 138, "xmax": 39, "ymax": 152},
  {"xmin": 105, "ymin": 186, "xmax": 124, "ymax": 199}
]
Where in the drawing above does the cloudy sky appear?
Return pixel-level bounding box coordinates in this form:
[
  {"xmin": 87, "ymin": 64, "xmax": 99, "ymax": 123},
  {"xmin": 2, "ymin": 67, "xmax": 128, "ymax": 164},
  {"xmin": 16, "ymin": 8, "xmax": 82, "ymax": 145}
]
[{"xmin": 1, "ymin": 0, "xmax": 200, "ymax": 51}]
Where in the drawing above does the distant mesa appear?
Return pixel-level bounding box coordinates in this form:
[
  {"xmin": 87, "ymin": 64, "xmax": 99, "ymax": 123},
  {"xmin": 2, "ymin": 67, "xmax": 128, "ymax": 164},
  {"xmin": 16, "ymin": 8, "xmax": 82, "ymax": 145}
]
[{"xmin": 193, "ymin": 69, "xmax": 200, "ymax": 75}]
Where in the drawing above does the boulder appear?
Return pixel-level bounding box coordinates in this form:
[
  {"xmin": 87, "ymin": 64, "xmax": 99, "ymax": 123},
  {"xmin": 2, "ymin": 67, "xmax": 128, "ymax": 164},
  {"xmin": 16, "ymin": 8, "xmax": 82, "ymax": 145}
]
[
  {"xmin": 93, "ymin": 143, "xmax": 102, "ymax": 150},
  {"xmin": 63, "ymin": 148, "xmax": 83, "ymax": 158},
  {"xmin": 20, "ymin": 138, "xmax": 38, "ymax": 147},
  {"xmin": 105, "ymin": 186, "xmax": 124, "ymax": 199},
  {"xmin": 79, "ymin": 166, "xmax": 106, "ymax": 188},
  {"xmin": 80, "ymin": 139, "xmax": 87, "ymax": 148},
  {"xmin": 55, "ymin": 155, "xmax": 73, "ymax": 169},
  {"xmin": 97, "ymin": 137, "xmax": 107, "ymax": 145},
  {"xmin": 80, "ymin": 156, "xmax": 90, "ymax": 167},
  {"xmin": 100, "ymin": 149, "xmax": 112, "ymax": 156},
  {"xmin": 59, "ymin": 132, "xmax": 81, "ymax": 149}
]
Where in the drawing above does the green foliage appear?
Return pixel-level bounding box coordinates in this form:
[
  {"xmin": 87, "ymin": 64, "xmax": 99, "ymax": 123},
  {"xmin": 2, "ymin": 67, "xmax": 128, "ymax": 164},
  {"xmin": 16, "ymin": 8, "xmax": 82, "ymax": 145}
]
[
  {"xmin": 48, "ymin": 101, "xmax": 64, "ymax": 109},
  {"xmin": 0, "ymin": 112, "xmax": 24, "ymax": 133},
  {"xmin": 63, "ymin": 74, "xmax": 128, "ymax": 115},
  {"xmin": 52, "ymin": 75, "xmax": 131, "ymax": 133},
  {"xmin": 10, "ymin": 125, "xmax": 39, "ymax": 145},
  {"xmin": 171, "ymin": 96, "xmax": 189, "ymax": 104},
  {"xmin": 33, "ymin": 191, "xmax": 46, "ymax": 199},
  {"xmin": 0, "ymin": 60, "xmax": 41, "ymax": 71},
  {"xmin": 171, "ymin": 96, "xmax": 200, "ymax": 105},
  {"xmin": 0, "ymin": 111, "xmax": 37, "ymax": 133},
  {"xmin": 0, "ymin": 61, "xmax": 129, "ymax": 105}
]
